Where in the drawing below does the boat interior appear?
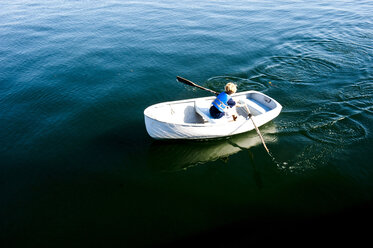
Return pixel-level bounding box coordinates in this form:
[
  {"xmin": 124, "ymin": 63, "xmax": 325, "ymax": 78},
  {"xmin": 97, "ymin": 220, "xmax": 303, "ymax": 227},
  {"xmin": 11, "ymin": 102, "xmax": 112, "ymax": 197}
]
[{"xmin": 149, "ymin": 92, "xmax": 275, "ymax": 125}]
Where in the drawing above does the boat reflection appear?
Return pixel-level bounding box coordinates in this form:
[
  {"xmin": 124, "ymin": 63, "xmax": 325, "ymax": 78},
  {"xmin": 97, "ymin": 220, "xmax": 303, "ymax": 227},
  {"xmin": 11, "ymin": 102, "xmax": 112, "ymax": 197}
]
[{"xmin": 147, "ymin": 124, "xmax": 278, "ymax": 172}]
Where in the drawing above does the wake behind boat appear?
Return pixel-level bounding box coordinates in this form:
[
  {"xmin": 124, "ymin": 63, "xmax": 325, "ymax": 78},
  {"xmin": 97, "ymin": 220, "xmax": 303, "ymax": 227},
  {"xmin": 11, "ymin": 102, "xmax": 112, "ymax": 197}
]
[{"xmin": 144, "ymin": 90, "xmax": 282, "ymax": 140}]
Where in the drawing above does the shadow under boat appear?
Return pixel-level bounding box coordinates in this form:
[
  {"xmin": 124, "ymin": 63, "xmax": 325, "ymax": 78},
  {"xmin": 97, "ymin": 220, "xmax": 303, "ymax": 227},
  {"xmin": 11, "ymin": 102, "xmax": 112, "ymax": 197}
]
[{"xmin": 147, "ymin": 123, "xmax": 278, "ymax": 172}]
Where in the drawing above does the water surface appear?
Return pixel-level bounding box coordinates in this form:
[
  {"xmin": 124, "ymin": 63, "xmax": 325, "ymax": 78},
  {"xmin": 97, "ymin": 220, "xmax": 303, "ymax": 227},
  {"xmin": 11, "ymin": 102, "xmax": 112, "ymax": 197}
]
[{"xmin": 1, "ymin": 0, "xmax": 372, "ymax": 246}]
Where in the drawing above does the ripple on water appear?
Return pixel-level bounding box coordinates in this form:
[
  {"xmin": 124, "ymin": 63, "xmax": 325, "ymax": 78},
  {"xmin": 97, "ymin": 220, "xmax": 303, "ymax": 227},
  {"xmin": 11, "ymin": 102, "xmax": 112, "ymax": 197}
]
[
  {"xmin": 206, "ymin": 75, "xmax": 268, "ymax": 92},
  {"xmin": 274, "ymin": 143, "xmax": 334, "ymax": 174},
  {"xmin": 338, "ymin": 80, "xmax": 373, "ymax": 114},
  {"xmin": 245, "ymin": 54, "xmax": 340, "ymax": 87},
  {"xmin": 303, "ymin": 112, "xmax": 367, "ymax": 145}
]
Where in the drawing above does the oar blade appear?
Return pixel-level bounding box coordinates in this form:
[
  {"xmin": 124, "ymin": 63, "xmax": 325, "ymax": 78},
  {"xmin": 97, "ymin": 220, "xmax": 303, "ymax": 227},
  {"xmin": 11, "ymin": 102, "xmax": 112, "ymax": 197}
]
[
  {"xmin": 176, "ymin": 76, "xmax": 218, "ymax": 95},
  {"xmin": 176, "ymin": 76, "xmax": 195, "ymax": 87}
]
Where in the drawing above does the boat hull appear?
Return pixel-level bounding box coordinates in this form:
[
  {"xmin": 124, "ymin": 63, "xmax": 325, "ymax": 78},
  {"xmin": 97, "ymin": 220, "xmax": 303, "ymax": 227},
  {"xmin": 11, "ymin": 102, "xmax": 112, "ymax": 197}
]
[{"xmin": 144, "ymin": 91, "xmax": 282, "ymax": 140}]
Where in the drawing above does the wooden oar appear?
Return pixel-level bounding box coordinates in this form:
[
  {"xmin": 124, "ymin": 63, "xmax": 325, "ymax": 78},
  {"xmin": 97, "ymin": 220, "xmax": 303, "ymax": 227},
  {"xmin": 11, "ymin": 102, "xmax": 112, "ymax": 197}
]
[
  {"xmin": 176, "ymin": 76, "xmax": 218, "ymax": 96},
  {"xmin": 243, "ymin": 104, "xmax": 270, "ymax": 154},
  {"xmin": 176, "ymin": 76, "xmax": 270, "ymax": 154}
]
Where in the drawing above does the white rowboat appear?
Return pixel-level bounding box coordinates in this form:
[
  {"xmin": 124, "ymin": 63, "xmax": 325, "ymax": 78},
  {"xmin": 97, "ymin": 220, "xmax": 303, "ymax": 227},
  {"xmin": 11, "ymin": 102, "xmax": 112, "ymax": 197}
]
[{"xmin": 144, "ymin": 90, "xmax": 282, "ymax": 140}]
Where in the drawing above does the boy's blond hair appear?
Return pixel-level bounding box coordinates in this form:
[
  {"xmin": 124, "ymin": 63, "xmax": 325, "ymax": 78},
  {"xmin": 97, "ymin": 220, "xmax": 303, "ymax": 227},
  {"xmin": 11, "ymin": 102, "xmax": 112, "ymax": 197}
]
[{"xmin": 225, "ymin": 82, "xmax": 237, "ymax": 95}]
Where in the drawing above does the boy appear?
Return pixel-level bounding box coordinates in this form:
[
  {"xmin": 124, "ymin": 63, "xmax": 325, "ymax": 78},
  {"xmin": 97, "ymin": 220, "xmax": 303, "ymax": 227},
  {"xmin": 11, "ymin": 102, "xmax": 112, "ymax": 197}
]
[{"xmin": 209, "ymin": 82, "xmax": 238, "ymax": 120}]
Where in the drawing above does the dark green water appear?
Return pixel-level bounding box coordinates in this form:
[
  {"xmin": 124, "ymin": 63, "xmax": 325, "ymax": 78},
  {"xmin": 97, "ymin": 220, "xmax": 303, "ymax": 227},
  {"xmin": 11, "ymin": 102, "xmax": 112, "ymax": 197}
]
[{"xmin": 1, "ymin": 0, "xmax": 372, "ymax": 246}]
